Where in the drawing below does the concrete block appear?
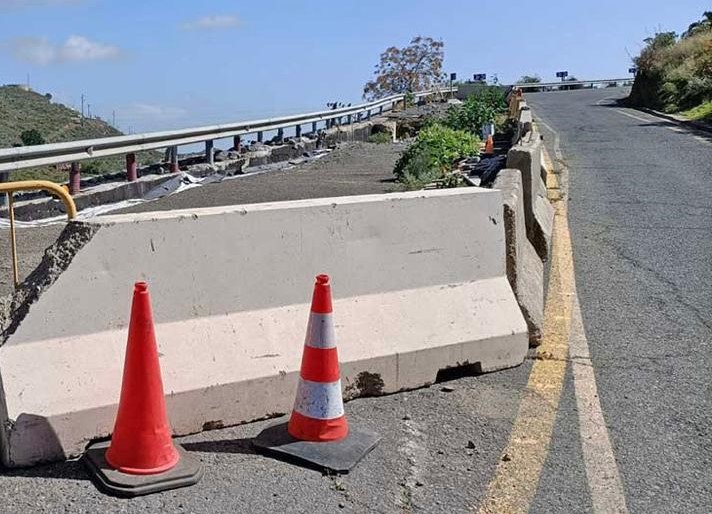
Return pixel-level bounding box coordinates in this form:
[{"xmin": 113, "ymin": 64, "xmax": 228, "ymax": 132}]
[
  {"xmin": 506, "ymin": 137, "xmax": 554, "ymax": 261},
  {"xmin": 493, "ymin": 169, "xmax": 544, "ymax": 346},
  {"xmin": 0, "ymin": 188, "xmax": 527, "ymax": 466}
]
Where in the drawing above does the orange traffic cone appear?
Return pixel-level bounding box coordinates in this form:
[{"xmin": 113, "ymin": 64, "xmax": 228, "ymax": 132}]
[
  {"xmin": 287, "ymin": 274, "xmax": 348, "ymax": 442},
  {"xmin": 484, "ymin": 134, "xmax": 495, "ymax": 155},
  {"xmin": 83, "ymin": 282, "xmax": 203, "ymax": 497},
  {"xmin": 253, "ymin": 274, "xmax": 380, "ymax": 473}
]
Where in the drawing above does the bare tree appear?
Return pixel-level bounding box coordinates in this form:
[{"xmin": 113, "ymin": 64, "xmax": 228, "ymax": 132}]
[{"xmin": 363, "ymin": 36, "xmax": 444, "ymax": 100}]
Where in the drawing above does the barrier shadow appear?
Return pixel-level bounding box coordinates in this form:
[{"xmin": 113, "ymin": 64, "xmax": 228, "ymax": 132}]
[
  {"xmin": 182, "ymin": 437, "xmax": 256, "ymax": 456},
  {"xmin": 0, "ymin": 458, "xmax": 89, "ymax": 481}
]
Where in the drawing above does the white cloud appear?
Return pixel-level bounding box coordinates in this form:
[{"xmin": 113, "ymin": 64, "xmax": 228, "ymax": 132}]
[
  {"xmin": 58, "ymin": 35, "xmax": 120, "ymax": 61},
  {"xmin": 7, "ymin": 37, "xmax": 55, "ymax": 65},
  {"xmin": 181, "ymin": 15, "xmax": 240, "ymax": 31},
  {"xmin": 4, "ymin": 35, "xmax": 121, "ymax": 64}
]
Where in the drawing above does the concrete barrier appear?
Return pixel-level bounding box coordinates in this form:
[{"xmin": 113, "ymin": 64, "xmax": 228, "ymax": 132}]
[
  {"xmin": 0, "ymin": 188, "xmax": 528, "ymax": 466},
  {"xmin": 493, "ymin": 169, "xmax": 544, "ymax": 346},
  {"xmin": 506, "ymin": 132, "xmax": 554, "ymax": 261}
]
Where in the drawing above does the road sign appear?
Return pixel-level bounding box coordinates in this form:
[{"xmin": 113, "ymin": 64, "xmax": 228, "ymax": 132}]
[
  {"xmin": 556, "ymin": 71, "xmax": 569, "ymax": 79},
  {"xmin": 628, "ymin": 67, "xmax": 637, "ymax": 75},
  {"xmin": 450, "ymin": 73, "xmax": 457, "ymax": 81},
  {"xmin": 473, "ymin": 73, "xmax": 487, "ymax": 82}
]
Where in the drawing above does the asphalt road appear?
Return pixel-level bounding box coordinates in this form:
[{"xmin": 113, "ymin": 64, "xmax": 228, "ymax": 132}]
[
  {"xmin": 1, "ymin": 89, "xmax": 710, "ymax": 513},
  {"xmin": 528, "ymin": 88, "xmax": 712, "ymax": 513}
]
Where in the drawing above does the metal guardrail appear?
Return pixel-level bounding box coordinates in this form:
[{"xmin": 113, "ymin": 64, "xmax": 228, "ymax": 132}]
[
  {"xmin": 0, "ymin": 87, "xmax": 456, "ymax": 175},
  {"xmin": 1, "ymin": 180, "xmax": 77, "ymax": 289},
  {"xmin": 513, "ymin": 78, "xmax": 632, "ymax": 91}
]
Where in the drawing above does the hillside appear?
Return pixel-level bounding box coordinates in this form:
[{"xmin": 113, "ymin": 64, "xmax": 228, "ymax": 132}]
[
  {"xmin": 627, "ymin": 12, "xmax": 712, "ymax": 124},
  {"xmin": 0, "ymin": 85, "xmax": 160, "ymax": 181},
  {"xmin": 0, "ymin": 85, "xmax": 121, "ymax": 148}
]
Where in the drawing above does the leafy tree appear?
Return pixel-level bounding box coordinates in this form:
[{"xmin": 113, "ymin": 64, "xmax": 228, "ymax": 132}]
[
  {"xmin": 20, "ymin": 129, "xmax": 45, "ymax": 146},
  {"xmin": 683, "ymin": 11, "xmax": 712, "ymax": 38},
  {"xmin": 518, "ymin": 75, "xmax": 541, "ymax": 84},
  {"xmin": 363, "ymin": 36, "xmax": 444, "ymax": 100}
]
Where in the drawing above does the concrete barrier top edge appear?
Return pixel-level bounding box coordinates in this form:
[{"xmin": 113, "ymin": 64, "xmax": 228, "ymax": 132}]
[{"xmin": 93, "ymin": 187, "xmax": 499, "ymax": 225}]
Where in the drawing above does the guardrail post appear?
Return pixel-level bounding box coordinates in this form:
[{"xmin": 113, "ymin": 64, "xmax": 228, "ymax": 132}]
[
  {"xmin": 257, "ymin": 131, "xmax": 263, "ymax": 143},
  {"xmin": 277, "ymin": 128, "xmax": 284, "ymax": 143},
  {"xmin": 169, "ymin": 146, "xmax": 179, "ymax": 173},
  {"xmin": 295, "ymin": 124, "xmax": 302, "ymax": 139},
  {"xmin": 312, "ymin": 121, "xmax": 318, "ymax": 133},
  {"xmin": 0, "ymin": 173, "xmax": 7, "ymax": 207},
  {"xmin": 367, "ymin": 110, "xmax": 371, "ymax": 120},
  {"xmin": 233, "ymin": 135, "xmax": 241, "ymax": 152},
  {"xmin": 69, "ymin": 162, "xmax": 81, "ymax": 194},
  {"xmin": 347, "ymin": 114, "xmax": 352, "ymax": 125},
  {"xmin": 126, "ymin": 153, "xmax": 137, "ymax": 182},
  {"xmin": 205, "ymin": 140, "xmax": 214, "ymax": 167}
]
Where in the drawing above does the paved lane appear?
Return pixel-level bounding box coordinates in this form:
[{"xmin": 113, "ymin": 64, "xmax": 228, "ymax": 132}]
[{"xmin": 528, "ymin": 89, "xmax": 712, "ymax": 514}]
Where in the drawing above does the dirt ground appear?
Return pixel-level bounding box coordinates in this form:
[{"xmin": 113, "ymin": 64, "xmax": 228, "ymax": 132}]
[{"xmin": 115, "ymin": 141, "xmax": 410, "ymax": 215}]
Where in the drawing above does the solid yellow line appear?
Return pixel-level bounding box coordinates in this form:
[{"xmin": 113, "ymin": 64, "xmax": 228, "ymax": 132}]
[{"xmin": 477, "ymin": 147, "xmax": 575, "ymax": 514}]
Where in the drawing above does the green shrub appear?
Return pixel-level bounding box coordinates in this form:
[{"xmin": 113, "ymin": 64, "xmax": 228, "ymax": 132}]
[
  {"xmin": 443, "ymin": 88, "xmax": 506, "ymax": 134},
  {"xmin": 629, "ymin": 27, "xmax": 712, "ymax": 111},
  {"xmin": 368, "ymin": 131, "xmax": 393, "ymax": 144},
  {"xmin": 394, "ymin": 123, "xmax": 479, "ymax": 186},
  {"xmin": 20, "ymin": 128, "xmax": 45, "ymax": 146}
]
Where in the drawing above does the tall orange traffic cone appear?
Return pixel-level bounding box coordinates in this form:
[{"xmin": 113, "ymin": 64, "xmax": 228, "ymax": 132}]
[
  {"xmin": 253, "ymin": 274, "xmax": 380, "ymax": 473},
  {"xmin": 288, "ymin": 274, "xmax": 348, "ymax": 442},
  {"xmin": 484, "ymin": 134, "xmax": 495, "ymax": 155},
  {"xmin": 83, "ymin": 282, "xmax": 203, "ymax": 497}
]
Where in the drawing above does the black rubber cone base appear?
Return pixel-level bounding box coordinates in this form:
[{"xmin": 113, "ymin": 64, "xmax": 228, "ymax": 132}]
[
  {"xmin": 253, "ymin": 420, "xmax": 380, "ymax": 473},
  {"xmin": 82, "ymin": 441, "xmax": 204, "ymax": 498}
]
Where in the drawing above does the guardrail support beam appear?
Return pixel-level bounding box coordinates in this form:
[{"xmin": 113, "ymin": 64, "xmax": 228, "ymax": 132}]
[
  {"xmin": 169, "ymin": 146, "xmax": 179, "ymax": 173},
  {"xmin": 126, "ymin": 153, "xmax": 137, "ymax": 182},
  {"xmin": 277, "ymin": 128, "xmax": 284, "ymax": 143},
  {"xmin": 205, "ymin": 140, "xmax": 214, "ymax": 167},
  {"xmin": 312, "ymin": 121, "xmax": 318, "ymax": 133},
  {"xmin": 69, "ymin": 162, "xmax": 81, "ymax": 195},
  {"xmin": 233, "ymin": 136, "xmax": 241, "ymax": 152},
  {"xmin": 295, "ymin": 124, "xmax": 302, "ymax": 138},
  {"xmin": 257, "ymin": 131, "xmax": 263, "ymax": 143}
]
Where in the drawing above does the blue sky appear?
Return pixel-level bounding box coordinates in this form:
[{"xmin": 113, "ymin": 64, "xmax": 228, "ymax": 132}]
[{"xmin": 0, "ymin": 0, "xmax": 709, "ymax": 134}]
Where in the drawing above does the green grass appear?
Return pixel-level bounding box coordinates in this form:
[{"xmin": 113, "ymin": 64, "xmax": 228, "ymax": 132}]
[{"xmin": 680, "ymin": 101, "xmax": 712, "ymax": 123}]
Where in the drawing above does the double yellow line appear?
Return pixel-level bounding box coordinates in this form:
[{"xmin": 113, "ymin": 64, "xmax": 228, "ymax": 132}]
[{"xmin": 477, "ymin": 148, "xmax": 575, "ymax": 514}]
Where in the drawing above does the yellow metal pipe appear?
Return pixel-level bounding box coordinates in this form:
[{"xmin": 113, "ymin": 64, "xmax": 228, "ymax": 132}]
[
  {"xmin": 0, "ymin": 180, "xmax": 77, "ymax": 219},
  {"xmin": 7, "ymin": 192, "xmax": 18, "ymax": 289},
  {"xmin": 2, "ymin": 180, "xmax": 77, "ymax": 290}
]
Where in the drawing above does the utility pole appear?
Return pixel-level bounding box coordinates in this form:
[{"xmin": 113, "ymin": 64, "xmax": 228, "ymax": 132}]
[
  {"xmin": 81, "ymin": 94, "xmax": 85, "ymax": 124},
  {"xmin": 112, "ymin": 110, "xmax": 116, "ymax": 127},
  {"xmin": 87, "ymin": 103, "xmax": 91, "ymax": 119}
]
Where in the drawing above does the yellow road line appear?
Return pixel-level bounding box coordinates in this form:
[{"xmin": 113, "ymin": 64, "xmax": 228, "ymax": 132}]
[{"xmin": 477, "ymin": 146, "xmax": 575, "ymax": 514}]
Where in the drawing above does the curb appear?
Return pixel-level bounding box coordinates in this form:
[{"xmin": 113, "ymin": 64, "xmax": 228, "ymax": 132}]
[{"xmin": 636, "ymin": 107, "xmax": 712, "ymax": 135}]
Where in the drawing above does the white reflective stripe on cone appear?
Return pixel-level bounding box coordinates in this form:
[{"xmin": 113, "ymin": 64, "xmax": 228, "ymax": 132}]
[
  {"xmin": 304, "ymin": 313, "xmax": 336, "ymax": 349},
  {"xmin": 293, "ymin": 379, "xmax": 345, "ymax": 420}
]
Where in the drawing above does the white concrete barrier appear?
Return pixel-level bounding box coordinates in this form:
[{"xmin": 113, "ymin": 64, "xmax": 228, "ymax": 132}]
[
  {"xmin": 506, "ymin": 134, "xmax": 554, "ymax": 261},
  {"xmin": 0, "ymin": 188, "xmax": 528, "ymax": 466},
  {"xmin": 494, "ymin": 169, "xmax": 544, "ymax": 346}
]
